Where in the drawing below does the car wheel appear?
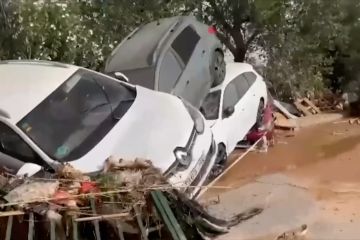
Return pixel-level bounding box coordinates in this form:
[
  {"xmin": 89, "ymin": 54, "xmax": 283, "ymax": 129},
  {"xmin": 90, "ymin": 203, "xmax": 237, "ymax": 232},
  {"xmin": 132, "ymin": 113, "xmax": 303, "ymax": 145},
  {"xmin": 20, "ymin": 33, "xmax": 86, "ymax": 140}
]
[
  {"xmin": 208, "ymin": 144, "xmax": 227, "ymax": 181},
  {"xmin": 215, "ymin": 143, "xmax": 227, "ymax": 165},
  {"xmin": 211, "ymin": 51, "xmax": 226, "ymax": 87},
  {"xmin": 255, "ymin": 99, "xmax": 265, "ymax": 128}
]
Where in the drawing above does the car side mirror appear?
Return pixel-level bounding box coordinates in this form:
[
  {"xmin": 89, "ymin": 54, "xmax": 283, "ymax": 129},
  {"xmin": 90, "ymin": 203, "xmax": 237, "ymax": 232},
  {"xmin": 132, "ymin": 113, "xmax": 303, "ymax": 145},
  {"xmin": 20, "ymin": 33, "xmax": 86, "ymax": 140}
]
[
  {"xmin": 114, "ymin": 72, "xmax": 129, "ymax": 82},
  {"xmin": 223, "ymin": 106, "xmax": 235, "ymax": 118},
  {"xmin": 16, "ymin": 163, "xmax": 42, "ymax": 177}
]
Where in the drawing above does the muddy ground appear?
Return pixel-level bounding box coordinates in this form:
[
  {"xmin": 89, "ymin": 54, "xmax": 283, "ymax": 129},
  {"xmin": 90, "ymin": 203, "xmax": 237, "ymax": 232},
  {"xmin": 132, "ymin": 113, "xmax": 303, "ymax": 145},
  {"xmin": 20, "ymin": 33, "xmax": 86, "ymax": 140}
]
[
  {"xmin": 206, "ymin": 120, "xmax": 360, "ymax": 195},
  {"xmin": 203, "ymin": 120, "xmax": 360, "ymax": 239}
]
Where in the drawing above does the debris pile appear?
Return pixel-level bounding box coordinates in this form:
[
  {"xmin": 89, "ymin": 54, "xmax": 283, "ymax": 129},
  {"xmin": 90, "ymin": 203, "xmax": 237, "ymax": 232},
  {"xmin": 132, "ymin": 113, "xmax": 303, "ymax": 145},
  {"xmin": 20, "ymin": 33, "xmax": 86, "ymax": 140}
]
[{"xmin": 0, "ymin": 157, "xmax": 262, "ymax": 240}]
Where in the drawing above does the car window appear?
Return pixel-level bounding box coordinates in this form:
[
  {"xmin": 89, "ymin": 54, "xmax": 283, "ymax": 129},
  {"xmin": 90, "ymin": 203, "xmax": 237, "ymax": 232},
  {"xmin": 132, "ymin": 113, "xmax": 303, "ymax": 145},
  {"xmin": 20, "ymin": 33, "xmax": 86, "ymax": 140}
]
[
  {"xmin": 244, "ymin": 72, "xmax": 257, "ymax": 87},
  {"xmin": 0, "ymin": 122, "xmax": 42, "ymax": 165},
  {"xmin": 17, "ymin": 69, "xmax": 136, "ymax": 162},
  {"xmin": 223, "ymin": 82, "xmax": 239, "ymax": 111},
  {"xmin": 200, "ymin": 90, "xmax": 221, "ymax": 120},
  {"xmin": 158, "ymin": 49, "xmax": 183, "ymax": 92},
  {"xmin": 171, "ymin": 26, "xmax": 200, "ymax": 65},
  {"xmin": 234, "ymin": 74, "xmax": 250, "ymax": 98}
]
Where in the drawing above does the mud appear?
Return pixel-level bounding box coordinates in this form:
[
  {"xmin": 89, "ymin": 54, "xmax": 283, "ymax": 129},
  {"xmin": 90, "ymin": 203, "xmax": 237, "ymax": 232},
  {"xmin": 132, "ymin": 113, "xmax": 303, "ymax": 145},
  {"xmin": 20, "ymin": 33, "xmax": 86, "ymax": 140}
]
[
  {"xmin": 204, "ymin": 121, "xmax": 360, "ymax": 197},
  {"xmin": 204, "ymin": 120, "xmax": 360, "ymax": 239}
]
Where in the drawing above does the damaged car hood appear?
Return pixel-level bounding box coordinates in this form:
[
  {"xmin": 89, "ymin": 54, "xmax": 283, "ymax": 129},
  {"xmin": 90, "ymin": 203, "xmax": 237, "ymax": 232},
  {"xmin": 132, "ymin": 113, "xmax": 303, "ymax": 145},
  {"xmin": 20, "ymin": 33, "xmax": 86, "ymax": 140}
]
[{"xmin": 69, "ymin": 86, "xmax": 194, "ymax": 173}]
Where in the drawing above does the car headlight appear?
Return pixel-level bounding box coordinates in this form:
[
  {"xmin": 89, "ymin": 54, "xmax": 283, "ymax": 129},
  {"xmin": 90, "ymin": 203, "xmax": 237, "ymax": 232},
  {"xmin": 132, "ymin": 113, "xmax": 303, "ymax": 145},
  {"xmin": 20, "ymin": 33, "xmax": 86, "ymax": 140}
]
[
  {"xmin": 174, "ymin": 147, "xmax": 192, "ymax": 169},
  {"xmin": 181, "ymin": 99, "xmax": 205, "ymax": 134}
]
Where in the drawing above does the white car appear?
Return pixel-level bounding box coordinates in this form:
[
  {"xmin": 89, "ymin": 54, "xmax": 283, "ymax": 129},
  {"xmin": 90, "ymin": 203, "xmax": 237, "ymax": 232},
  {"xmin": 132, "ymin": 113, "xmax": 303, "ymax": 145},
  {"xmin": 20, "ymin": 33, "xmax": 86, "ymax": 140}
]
[
  {"xmin": 0, "ymin": 60, "xmax": 216, "ymax": 198},
  {"xmin": 200, "ymin": 63, "xmax": 268, "ymax": 165}
]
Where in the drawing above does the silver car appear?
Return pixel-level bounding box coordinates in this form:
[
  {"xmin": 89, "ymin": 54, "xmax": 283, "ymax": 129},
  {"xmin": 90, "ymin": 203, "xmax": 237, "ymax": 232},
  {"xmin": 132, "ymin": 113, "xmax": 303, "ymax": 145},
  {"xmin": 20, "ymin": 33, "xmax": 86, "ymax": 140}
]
[{"xmin": 105, "ymin": 16, "xmax": 226, "ymax": 108}]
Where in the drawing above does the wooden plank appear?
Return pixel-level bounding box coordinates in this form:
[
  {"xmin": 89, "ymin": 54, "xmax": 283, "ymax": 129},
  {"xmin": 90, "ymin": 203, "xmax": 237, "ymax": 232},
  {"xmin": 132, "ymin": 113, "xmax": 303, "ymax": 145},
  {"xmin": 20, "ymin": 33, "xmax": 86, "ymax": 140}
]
[
  {"xmin": 274, "ymin": 112, "xmax": 298, "ymax": 129},
  {"xmin": 72, "ymin": 216, "xmax": 79, "ymax": 240},
  {"xmin": 294, "ymin": 101, "xmax": 312, "ymax": 116},
  {"xmin": 0, "ymin": 210, "xmax": 24, "ymax": 217},
  {"xmin": 50, "ymin": 219, "xmax": 56, "ymax": 240},
  {"xmin": 74, "ymin": 213, "xmax": 129, "ymax": 222},
  {"xmin": 90, "ymin": 197, "xmax": 102, "ymax": 240},
  {"xmin": 302, "ymin": 98, "xmax": 321, "ymax": 113},
  {"xmin": 134, "ymin": 205, "xmax": 148, "ymax": 240},
  {"xmin": 110, "ymin": 195, "xmax": 125, "ymax": 240},
  {"xmin": 28, "ymin": 212, "xmax": 34, "ymax": 240},
  {"xmin": 5, "ymin": 216, "xmax": 13, "ymax": 240}
]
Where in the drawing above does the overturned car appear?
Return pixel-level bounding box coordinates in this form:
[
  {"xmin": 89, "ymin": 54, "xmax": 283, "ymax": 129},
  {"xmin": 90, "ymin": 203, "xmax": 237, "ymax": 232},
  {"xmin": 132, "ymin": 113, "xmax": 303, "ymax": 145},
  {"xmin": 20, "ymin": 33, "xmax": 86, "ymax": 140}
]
[
  {"xmin": 105, "ymin": 15, "xmax": 226, "ymax": 109},
  {"xmin": 0, "ymin": 60, "xmax": 216, "ymax": 198}
]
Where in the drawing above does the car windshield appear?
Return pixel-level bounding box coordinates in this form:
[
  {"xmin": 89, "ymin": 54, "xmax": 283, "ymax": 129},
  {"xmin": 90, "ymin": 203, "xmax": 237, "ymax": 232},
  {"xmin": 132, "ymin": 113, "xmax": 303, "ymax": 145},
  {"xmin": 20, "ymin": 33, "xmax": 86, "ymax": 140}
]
[
  {"xmin": 17, "ymin": 69, "xmax": 136, "ymax": 162},
  {"xmin": 200, "ymin": 90, "xmax": 221, "ymax": 120}
]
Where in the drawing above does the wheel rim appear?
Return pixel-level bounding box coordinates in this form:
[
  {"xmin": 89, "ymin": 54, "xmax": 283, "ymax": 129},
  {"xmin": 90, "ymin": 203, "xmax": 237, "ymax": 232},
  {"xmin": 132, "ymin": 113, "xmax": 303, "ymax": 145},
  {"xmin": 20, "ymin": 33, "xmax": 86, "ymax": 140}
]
[{"xmin": 214, "ymin": 52, "xmax": 226, "ymax": 82}]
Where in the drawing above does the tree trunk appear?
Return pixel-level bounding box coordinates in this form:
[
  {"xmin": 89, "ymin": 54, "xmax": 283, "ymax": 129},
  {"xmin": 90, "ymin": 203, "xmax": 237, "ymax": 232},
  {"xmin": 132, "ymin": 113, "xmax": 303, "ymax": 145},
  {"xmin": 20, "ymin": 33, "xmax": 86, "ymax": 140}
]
[{"xmin": 233, "ymin": 47, "xmax": 246, "ymax": 62}]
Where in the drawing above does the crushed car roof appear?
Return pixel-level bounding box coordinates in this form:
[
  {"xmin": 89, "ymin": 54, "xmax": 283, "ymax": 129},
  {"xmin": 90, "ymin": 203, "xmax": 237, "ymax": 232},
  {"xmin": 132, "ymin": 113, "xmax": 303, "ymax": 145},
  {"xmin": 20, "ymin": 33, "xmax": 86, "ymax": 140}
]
[{"xmin": 0, "ymin": 60, "xmax": 78, "ymax": 123}]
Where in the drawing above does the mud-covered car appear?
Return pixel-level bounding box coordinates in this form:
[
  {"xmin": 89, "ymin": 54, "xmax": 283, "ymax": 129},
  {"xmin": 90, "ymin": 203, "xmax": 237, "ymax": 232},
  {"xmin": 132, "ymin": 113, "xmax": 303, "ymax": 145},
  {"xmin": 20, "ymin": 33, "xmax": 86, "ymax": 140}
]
[
  {"xmin": 104, "ymin": 16, "xmax": 226, "ymax": 109},
  {"xmin": 0, "ymin": 60, "xmax": 216, "ymax": 198}
]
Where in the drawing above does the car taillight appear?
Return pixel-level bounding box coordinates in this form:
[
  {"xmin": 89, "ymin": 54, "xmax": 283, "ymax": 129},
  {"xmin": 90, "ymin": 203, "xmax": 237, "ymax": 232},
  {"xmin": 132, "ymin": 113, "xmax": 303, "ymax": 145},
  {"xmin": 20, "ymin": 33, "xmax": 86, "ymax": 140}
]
[{"xmin": 208, "ymin": 26, "xmax": 217, "ymax": 34}]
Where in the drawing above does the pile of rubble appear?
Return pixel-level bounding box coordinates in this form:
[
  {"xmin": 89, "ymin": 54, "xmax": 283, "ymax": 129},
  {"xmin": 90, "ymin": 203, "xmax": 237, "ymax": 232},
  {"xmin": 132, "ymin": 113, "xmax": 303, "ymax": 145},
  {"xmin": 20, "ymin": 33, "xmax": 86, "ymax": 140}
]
[{"xmin": 0, "ymin": 157, "xmax": 262, "ymax": 240}]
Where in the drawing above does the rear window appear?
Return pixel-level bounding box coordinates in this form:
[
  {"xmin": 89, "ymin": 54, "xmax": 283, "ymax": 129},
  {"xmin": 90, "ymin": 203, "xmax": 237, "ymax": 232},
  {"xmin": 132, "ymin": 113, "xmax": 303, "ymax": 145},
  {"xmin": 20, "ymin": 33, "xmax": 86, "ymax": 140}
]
[{"xmin": 171, "ymin": 26, "xmax": 200, "ymax": 64}]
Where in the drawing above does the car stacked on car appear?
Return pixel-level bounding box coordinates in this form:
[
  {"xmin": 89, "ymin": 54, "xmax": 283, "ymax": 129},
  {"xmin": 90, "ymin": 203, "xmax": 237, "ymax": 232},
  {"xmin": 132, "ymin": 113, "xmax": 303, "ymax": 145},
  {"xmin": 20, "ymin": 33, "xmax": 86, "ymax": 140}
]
[{"xmin": 0, "ymin": 16, "xmax": 270, "ymax": 198}]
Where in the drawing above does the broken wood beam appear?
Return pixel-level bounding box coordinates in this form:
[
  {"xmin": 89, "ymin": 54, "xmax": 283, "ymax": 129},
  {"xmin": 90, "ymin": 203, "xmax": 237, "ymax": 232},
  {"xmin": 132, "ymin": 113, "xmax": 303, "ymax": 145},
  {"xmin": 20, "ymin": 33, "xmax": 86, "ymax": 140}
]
[{"xmin": 74, "ymin": 213, "xmax": 129, "ymax": 222}]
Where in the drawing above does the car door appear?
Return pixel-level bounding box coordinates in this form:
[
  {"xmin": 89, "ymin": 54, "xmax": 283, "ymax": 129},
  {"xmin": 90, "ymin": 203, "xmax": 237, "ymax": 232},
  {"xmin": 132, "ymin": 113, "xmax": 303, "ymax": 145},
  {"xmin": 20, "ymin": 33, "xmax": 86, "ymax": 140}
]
[
  {"xmin": 170, "ymin": 26, "xmax": 207, "ymax": 108},
  {"xmin": 0, "ymin": 121, "xmax": 45, "ymax": 172},
  {"xmin": 157, "ymin": 48, "xmax": 184, "ymax": 93},
  {"xmin": 232, "ymin": 74, "xmax": 255, "ymax": 141},
  {"xmin": 243, "ymin": 71, "xmax": 260, "ymax": 124},
  {"xmin": 220, "ymin": 80, "xmax": 245, "ymax": 152}
]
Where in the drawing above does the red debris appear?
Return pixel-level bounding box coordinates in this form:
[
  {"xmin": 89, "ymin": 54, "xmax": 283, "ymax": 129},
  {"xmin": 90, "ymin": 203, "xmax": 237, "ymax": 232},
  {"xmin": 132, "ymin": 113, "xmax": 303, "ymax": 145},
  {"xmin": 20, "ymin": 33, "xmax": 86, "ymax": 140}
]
[{"xmin": 80, "ymin": 181, "xmax": 99, "ymax": 194}]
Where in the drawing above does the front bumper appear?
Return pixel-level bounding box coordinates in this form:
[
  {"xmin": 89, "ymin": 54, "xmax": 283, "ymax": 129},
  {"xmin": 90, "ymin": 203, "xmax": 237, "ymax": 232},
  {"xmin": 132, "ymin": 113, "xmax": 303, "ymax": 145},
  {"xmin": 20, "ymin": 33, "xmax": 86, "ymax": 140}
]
[{"xmin": 166, "ymin": 127, "xmax": 217, "ymax": 198}]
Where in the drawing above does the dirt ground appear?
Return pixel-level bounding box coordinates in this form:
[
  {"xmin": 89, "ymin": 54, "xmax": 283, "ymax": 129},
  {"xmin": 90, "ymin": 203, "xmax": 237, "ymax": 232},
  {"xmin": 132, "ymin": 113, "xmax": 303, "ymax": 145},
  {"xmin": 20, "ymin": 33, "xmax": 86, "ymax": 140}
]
[
  {"xmin": 206, "ymin": 120, "xmax": 360, "ymax": 196},
  {"xmin": 203, "ymin": 119, "xmax": 360, "ymax": 239}
]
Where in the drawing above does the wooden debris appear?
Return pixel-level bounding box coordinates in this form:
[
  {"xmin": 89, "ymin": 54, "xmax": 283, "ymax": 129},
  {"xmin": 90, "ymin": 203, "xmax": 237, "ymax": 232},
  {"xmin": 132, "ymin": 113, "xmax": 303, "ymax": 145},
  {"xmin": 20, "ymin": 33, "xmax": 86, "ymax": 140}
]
[
  {"xmin": 74, "ymin": 213, "xmax": 129, "ymax": 222},
  {"xmin": 294, "ymin": 98, "xmax": 321, "ymax": 116},
  {"xmin": 274, "ymin": 112, "xmax": 298, "ymax": 130},
  {"xmin": 348, "ymin": 118, "xmax": 360, "ymax": 125}
]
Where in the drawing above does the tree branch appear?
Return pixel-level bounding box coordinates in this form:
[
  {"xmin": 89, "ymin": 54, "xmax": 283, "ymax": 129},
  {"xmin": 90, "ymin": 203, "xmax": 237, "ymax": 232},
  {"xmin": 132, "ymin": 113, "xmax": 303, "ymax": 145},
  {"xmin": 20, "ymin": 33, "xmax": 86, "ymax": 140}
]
[
  {"xmin": 216, "ymin": 31, "xmax": 236, "ymax": 55},
  {"xmin": 246, "ymin": 30, "xmax": 260, "ymax": 48},
  {"xmin": 207, "ymin": 0, "xmax": 232, "ymax": 31}
]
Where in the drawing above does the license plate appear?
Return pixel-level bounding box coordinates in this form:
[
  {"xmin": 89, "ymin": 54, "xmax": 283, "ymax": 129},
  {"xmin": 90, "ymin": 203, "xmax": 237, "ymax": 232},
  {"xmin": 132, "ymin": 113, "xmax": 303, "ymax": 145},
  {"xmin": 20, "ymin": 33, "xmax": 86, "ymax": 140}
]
[{"xmin": 184, "ymin": 153, "xmax": 206, "ymax": 186}]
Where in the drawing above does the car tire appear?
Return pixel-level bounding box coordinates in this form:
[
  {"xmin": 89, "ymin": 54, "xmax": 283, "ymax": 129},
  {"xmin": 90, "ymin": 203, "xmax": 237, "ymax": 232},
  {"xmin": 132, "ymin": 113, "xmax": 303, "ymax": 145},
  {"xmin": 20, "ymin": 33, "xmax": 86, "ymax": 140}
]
[
  {"xmin": 208, "ymin": 144, "xmax": 227, "ymax": 181},
  {"xmin": 215, "ymin": 143, "xmax": 227, "ymax": 165},
  {"xmin": 211, "ymin": 50, "xmax": 226, "ymax": 87},
  {"xmin": 255, "ymin": 99, "xmax": 265, "ymax": 128}
]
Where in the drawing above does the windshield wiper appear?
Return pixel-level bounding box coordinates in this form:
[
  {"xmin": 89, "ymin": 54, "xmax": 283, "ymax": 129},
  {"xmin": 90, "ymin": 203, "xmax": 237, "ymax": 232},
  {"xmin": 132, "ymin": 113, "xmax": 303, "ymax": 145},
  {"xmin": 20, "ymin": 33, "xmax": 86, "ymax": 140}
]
[
  {"xmin": 81, "ymin": 102, "xmax": 110, "ymax": 114},
  {"xmin": 91, "ymin": 77, "xmax": 116, "ymax": 119}
]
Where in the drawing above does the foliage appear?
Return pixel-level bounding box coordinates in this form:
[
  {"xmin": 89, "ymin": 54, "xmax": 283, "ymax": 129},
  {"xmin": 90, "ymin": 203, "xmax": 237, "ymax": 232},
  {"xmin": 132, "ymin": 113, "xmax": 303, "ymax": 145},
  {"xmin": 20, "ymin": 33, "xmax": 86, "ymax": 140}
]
[
  {"xmin": 1, "ymin": 0, "xmax": 360, "ymax": 100},
  {"xmin": 261, "ymin": 0, "xmax": 351, "ymax": 100},
  {"xmin": 0, "ymin": 0, "xmax": 177, "ymax": 70}
]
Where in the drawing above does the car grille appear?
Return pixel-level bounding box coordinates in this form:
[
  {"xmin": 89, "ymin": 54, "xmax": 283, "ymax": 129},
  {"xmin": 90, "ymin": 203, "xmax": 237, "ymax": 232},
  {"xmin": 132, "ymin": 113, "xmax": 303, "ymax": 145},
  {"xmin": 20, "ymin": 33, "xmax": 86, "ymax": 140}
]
[
  {"xmin": 185, "ymin": 138, "xmax": 216, "ymax": 196},
  {"xmin": 164, "ymin": 127, "xmax": 197, "ymax": 176}
]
